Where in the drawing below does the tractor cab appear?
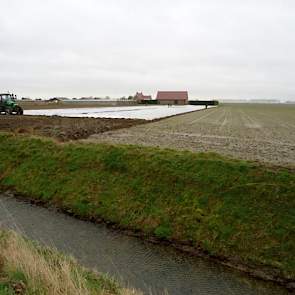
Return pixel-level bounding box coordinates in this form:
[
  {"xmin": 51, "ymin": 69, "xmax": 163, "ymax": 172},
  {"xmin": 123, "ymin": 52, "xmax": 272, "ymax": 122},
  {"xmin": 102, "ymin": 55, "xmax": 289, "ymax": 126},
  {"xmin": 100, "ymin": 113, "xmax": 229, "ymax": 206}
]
[
  {"xmin": 0, "ymin": 93, "xmax": 16, "ymax": 104},
  {"xmin": 1, "ymin": 93, "xmax": 14, "ymax": 101},
  {"xmin": 0, "ymin": 93, "xmax": 23, "ymax": 115}
]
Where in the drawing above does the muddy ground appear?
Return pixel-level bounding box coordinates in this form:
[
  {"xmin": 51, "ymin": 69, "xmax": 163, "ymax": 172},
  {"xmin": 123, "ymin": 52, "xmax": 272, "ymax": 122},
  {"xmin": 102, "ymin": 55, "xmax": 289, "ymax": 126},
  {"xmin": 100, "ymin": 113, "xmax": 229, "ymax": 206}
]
[
  {"xmin": 0, "ymin": 115, "xmax": 145, "ymax": 141},
  {"xmin": 86, "ymin": 103, "xmax": 295, "ymax": 167}
]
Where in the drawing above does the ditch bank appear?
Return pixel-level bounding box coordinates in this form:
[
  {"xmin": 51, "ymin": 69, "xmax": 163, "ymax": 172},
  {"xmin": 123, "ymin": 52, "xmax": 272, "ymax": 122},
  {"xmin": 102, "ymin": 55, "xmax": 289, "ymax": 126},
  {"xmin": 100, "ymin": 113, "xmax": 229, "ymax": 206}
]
[
  {"xmin": 0, "ymin": 133, "xmax": 294, "ymax": 291},
  {"xmin": 0, "ymin": 195, "xmax": 289, "ymax": 295},
  {"xmin": 0, "ymin": 229, "xmax": 132, "ymax": 295}
]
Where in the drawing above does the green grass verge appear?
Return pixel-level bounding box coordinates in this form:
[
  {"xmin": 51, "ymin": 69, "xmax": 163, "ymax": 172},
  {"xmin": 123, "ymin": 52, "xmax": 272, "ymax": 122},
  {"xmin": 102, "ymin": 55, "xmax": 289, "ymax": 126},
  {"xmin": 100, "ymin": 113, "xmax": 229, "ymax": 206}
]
[
  {"xmin": 0, "ymin": 230, "xmax": 135, "ymax": 295},
  {"xmin": 0, "ymin": 133, "xmax": 294, "ymax": 280}
]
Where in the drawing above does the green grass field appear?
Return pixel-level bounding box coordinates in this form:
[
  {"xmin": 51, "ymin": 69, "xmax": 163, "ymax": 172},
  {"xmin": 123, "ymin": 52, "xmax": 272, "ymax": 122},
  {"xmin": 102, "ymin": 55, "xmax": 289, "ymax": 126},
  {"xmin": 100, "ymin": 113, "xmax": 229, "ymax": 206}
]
[{"xmin": 0, "ymin": 133, "xmax": 294, "ymax": 282}]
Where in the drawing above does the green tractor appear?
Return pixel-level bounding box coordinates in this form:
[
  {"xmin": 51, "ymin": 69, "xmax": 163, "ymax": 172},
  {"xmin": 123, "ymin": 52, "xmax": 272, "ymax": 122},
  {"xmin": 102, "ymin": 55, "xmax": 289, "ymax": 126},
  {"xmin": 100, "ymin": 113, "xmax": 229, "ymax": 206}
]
[{"xmin": 0, "ymin": 93, "xmax": 23, "ymax": 115}]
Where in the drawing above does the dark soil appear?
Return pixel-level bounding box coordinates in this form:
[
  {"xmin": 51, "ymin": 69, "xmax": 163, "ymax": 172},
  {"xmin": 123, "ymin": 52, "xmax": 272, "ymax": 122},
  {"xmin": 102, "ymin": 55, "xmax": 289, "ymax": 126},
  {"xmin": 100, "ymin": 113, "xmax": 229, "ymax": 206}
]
[{"xmin": 0, "ymin": 115, "xmax": 145, "ymax": 141}]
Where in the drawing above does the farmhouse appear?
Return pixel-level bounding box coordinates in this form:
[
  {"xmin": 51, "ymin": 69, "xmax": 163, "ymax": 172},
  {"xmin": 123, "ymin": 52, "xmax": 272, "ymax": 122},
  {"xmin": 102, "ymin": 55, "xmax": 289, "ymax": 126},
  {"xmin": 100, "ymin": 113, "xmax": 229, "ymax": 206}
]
[
  {"xmin": 156, "ymin": 91, "xmax": 188, "ymax": 105},
  {"xmin": 134, "ymin": 92, "xmax": 152, "ymax": 103}
]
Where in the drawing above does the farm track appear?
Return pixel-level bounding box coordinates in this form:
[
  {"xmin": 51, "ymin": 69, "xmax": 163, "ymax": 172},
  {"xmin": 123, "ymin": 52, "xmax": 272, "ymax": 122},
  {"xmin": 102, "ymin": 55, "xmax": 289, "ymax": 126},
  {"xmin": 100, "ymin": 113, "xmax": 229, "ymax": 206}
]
[{"xmin": 86, "ymin": 104, "xmax": 295, "ymax": 167}]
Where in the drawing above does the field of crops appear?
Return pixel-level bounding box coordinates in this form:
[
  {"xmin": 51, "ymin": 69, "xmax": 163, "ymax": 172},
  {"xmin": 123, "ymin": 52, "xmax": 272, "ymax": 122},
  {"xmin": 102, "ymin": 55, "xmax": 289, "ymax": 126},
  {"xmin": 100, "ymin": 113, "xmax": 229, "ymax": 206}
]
[{"xmin": 87, "ymin": 103, "xmax": 295, "ymax": 167}]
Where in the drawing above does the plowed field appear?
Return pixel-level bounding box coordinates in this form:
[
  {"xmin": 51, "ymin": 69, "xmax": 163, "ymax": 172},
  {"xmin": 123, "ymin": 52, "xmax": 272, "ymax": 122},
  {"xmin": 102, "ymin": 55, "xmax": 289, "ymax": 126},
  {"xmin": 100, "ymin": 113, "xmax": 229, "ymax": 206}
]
[{"xmin": 86, "ymin": 104, "xmax": 295, "ymax": 167}]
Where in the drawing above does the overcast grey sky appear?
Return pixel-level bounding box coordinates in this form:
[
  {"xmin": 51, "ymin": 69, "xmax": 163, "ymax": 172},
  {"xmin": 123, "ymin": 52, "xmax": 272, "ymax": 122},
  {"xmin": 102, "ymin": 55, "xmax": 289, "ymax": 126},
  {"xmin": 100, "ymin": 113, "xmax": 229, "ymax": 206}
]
[{"xmin": 0, "ymin": 0, "xmax": 294, "ymax": 99}]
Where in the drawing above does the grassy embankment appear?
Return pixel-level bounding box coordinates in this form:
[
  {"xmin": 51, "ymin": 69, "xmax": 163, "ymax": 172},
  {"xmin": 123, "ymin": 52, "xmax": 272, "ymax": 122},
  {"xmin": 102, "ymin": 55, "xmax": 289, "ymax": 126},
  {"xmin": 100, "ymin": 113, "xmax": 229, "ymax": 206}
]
[
  {"xmin": 0, "ymin": 230, "xmax": 139, "ymax": 295},
  {"xmin": 0, "ymin": 133, "xmax": 294, "ymax": 282}
]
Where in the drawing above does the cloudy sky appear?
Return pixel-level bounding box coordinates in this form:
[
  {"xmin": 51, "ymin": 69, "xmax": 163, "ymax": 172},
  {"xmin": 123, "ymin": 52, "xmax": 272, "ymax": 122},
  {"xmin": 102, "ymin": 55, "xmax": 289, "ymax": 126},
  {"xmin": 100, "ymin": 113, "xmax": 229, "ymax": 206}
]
[{"xmin": 0, "ymin": 0, "xmax": 294, "ymax": 100}]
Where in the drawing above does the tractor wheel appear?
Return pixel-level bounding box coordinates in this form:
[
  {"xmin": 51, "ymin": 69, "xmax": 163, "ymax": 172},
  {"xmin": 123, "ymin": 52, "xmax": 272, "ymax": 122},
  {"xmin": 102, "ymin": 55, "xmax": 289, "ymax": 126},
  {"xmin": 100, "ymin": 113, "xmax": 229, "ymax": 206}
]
[{"xmin": 16, "ymin": 106, "xmax": 23, "ymax": 115}]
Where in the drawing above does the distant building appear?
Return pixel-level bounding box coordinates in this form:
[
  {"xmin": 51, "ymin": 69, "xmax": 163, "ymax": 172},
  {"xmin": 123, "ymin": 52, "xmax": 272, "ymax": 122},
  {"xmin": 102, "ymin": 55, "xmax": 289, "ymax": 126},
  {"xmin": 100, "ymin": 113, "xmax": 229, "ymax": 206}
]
[
  {"xmin": 48, "ymin": 98, "xmax": 60, "ymax": 103},
  {"xmin": 156, "ymin": 91, "xmax": 188, "ymax": 105},
  {"xmin": 134, "ymin": 92, "xmax": 152, "ymax": 103},
  {"xmin": 49, "ymin": 97, "xmax": 69, "ymax": 101}
]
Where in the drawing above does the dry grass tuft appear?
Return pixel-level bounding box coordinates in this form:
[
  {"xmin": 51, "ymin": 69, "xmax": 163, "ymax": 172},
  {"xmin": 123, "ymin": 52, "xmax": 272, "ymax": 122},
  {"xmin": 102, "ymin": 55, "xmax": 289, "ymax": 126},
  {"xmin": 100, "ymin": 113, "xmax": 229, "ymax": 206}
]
[
  {"xmin": 0, "ymin": 230, "xmax": 143, "ymax": 295},
  {"xmin": 1, "ymin": 231, "xmax": 91, "ymax": 294}
]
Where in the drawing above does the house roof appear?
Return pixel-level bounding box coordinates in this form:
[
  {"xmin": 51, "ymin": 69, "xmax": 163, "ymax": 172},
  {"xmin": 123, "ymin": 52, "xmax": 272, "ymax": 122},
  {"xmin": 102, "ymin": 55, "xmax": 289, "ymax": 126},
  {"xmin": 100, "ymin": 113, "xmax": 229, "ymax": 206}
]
[
  {"xmin": 135, "ymin": 92, "xmax": 152, "ymax": 100},
  {"xmin": 156, "ymin": 91, "xmax": 188, "ymax": 100}
]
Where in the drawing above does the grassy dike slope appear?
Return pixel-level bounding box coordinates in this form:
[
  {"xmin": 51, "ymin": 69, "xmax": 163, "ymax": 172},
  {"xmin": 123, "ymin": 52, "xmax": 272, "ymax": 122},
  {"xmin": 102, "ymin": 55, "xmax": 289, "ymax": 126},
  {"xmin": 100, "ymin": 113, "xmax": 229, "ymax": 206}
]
[
  {"xmin": 0, "ymin": 133, "xmax": 294, "ymax": 282},
  {"xmin": 0, "ymin": 230, "xmax": 138, "ymax": 295}
]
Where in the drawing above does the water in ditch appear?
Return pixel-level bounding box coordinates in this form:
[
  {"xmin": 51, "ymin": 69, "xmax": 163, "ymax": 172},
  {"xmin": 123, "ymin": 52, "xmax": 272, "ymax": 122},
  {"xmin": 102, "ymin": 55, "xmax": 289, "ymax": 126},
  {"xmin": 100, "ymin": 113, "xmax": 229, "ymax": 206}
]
[{"xmin": 0, "ymin": 196, "xmax": 289, "ymax": 295}]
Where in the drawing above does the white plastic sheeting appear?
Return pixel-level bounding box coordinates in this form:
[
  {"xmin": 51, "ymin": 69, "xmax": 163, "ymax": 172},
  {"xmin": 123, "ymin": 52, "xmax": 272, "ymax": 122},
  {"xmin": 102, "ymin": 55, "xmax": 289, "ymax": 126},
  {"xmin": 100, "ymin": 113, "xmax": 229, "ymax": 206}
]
[{"xmin": 24, "ymin": 105, "xmax": 208, "ymax": 120}]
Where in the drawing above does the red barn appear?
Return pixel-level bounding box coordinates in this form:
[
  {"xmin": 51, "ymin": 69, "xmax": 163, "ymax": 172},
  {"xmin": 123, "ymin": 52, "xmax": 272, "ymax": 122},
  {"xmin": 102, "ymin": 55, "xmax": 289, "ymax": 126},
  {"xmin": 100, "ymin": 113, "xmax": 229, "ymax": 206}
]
[{"xmin": 156, "ymin": 91, "xmax": 188, "ymax": 105}]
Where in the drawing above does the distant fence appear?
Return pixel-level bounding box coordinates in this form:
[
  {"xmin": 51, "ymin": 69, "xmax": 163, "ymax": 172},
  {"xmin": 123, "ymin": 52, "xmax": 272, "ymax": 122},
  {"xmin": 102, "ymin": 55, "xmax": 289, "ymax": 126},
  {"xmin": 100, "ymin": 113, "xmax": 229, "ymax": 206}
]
[
  {"xmin": 138, "ymin": 100, "xmax": 158, "ymax": 105},
  {"xmin": 139, "ymin": 100, "xmax": 219, "ymax": 106},
  {"xmin": 19, "ymin": 100, "xmax": 137, "ymax": 109},
  {"xmin": 189, "ymin": 100, "xmax": 219, "ymax": 106}
]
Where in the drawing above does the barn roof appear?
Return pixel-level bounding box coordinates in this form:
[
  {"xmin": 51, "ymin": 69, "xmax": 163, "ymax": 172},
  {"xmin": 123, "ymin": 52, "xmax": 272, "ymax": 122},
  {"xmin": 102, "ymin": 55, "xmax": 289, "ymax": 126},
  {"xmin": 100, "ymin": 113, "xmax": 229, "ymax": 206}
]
[{"xmin": 156, "ymin": 91, "xmax": 188, "ymax": 100}]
